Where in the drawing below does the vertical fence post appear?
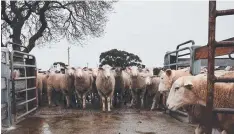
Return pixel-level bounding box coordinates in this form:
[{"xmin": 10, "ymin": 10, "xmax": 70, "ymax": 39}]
[{"xmin": 205, "ymin": 1, "xmax": 216, "ymax": 134}]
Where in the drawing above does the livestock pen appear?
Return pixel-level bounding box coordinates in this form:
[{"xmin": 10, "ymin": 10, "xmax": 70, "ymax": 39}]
[{"xmin": 1, "ymin": 1, "xmax": 234, "ymax": 134}]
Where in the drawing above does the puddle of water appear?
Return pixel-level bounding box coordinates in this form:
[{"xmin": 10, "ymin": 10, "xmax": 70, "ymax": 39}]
[{"xmin": 5, "ymin": 109, "xmax": 195, "ymax": 134}]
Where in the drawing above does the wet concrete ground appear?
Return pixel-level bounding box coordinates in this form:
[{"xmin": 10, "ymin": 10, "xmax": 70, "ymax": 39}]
[{"xmin": 5, "ymin": 106, "xmax": 196, "ymax": 134}]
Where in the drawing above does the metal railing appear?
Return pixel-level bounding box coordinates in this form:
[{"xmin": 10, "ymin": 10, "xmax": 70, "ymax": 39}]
[
  {"xmin": 205, "ymin": 1, "xmax": 234, "ymax": 134},
  {"xmin": 163, "ymin": 40, "xmax": 197, "ymax": 122},
  {"xmin": 10, "ymin": 50, "xmax": 37, "ymax": 123},
  {"xmin": 4, "ymin": 42, "xmax": 38, "ymax": 124}
]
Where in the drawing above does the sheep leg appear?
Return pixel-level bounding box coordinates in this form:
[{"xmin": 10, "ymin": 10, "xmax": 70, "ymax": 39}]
[
  {"xmin": 39, "ymin": 87, "xmax": 43, "ymax": 106},
  {"xmin": 130, "ymin": 89, "xmax": 136, "ymax": 107},
  {"xmin": 151, "ymin": 95, "xmax": 157, "ymax": 110},
  {"xmin": 107, "ymin": 97, "xmax": 111, "ymax": 112},
  {"xmin": 101, "ymin": 96, "xmax": 106, "ymax": 111},
  {"xmin": 62, "ymin": 89, "xmax": 70, "ymax": 108},
  {"xmin": 110, "ymin": 89, "xmax": 115, "ymax": 109},
  {"xmin": 65, "ymin": 95, "xmax": 70, "ymax": 108},
  {"xmin": 140, "ymin": 89, "xmax": 146, "ymax": 109},
  {"xmin": 82, "ymin": 93, "xmax": 86, "ymax": 109},
  {"xmin": 47, "ymin": 87, "xmax": 52, "ymax": 107}
]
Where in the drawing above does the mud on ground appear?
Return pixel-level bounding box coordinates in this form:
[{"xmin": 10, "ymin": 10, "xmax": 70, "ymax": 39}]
[{"xmin": 5, "ymin": 105, "xmax": 196, "ymax": 134}]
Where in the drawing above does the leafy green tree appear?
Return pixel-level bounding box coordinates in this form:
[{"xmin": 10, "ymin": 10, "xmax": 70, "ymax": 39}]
[{"xmin": 99, "ymin": 49, "xmax": 145, "ymax": 68}]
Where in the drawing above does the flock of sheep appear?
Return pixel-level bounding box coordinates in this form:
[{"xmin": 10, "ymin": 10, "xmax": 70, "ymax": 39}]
[{"xmin": 35, "ymin": 64, "xmax": 234, "ymax": 134}]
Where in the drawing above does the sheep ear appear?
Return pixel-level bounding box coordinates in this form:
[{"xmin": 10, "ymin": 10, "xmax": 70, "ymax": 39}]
[
  {"xmin": 165, "ymin": 69, "xmax": 172, "ymax": 76},
  {"xmin": 111, "ymin": 67, "xmax": 116, "ymax": 70},
  {"xmin": 98, "ymin": 67, "xmax": 103, "ymax": 71},
  {"xmin": 184, "ymin": 81, "xmax": 193, "ymax": 90},
  {"xmin": 89, "ymin": 68, "xmax": 92, "ymax": 71},
  {"xmin": 71, "ymin": 67, "xmax": 75, "ymax": 70},
  {"xmin": 83, "ymin": 67, "xmax": 88, "ymax": 70}
]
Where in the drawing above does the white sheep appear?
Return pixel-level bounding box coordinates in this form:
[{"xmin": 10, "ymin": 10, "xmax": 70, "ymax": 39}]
[
  {"xmin": 127, "ymin": 66, "xmax": 151, "ymax": 108},
  {"xmin": 74, "ymin": 67, "xmax": 93, "ymax": 109},
  {"xmin": 114, "ymin": 67, "xmax": 132, "ymax": 106},
  {"xmin": 166, "ymin": 71, "xmax": 234, "ymax": 134},
  {"xmin": 145, "ymin": 75, "xmax": 161, "ymax": 110},
  {"xmin": 87, "ymin": 67, "xmax": 99, "ymax": 104},
  {"xmin": 46, "ymin": 66, "xmax": 75, "ymax": 108},
  {"xmin": 96, "ymin": 64, "xmax": 116, "ymax": 111}
]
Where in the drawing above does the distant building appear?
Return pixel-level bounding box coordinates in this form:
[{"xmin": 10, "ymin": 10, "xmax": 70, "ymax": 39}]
[{"xmin": 49, "ymin": 62, "xmax": 66, "ymax": 74}]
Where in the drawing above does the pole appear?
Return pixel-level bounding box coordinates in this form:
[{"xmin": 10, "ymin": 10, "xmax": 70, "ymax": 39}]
[
  {"xmin": 68, "ymin": 47, "xmax": 70, "ymax": 66},
  {"xmin": 205, "ymin": 1, "xmax": 216, "ymax": 134}
]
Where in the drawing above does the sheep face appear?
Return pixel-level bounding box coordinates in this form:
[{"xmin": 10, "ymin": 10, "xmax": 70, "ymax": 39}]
[
  {"xmin": 115, "ymin": 67, "xmax": 123, "ymax": 77},
  {"xmin": 66, "ymin": 67, "xmax": 75, "ymax": 76},
  {"xmin": 75, "ymin": 68, "xmax": 83, "ymax": 78},
  {"xmin": 158, "ymin": 69, "xmax": 174, "ymax": 93},
  {"xmin": 143, "ymin": 68, "xmax": 153, "ymax": 76},
  {"xmin": 128, "ymin": 66, "xmax": 139, "ymax": 77},
  {"xmin": 89, "ymin": 68, "xmax": 98, "ymax": 78},
  {"xmin": 99, "ymin": 65, "xmax": 114, "ymax": 79},
  {"xmin": 166, "ymin": 78, "xmax": 197, "ymax": 111},
  {"xmin": 145, "ymin": 76, "xmax": 152, "ymax": 85}
]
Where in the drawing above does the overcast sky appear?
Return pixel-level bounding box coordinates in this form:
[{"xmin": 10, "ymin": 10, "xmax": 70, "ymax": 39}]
[{"xmin": 30, "ymin": 1, "xmax": 234, "ymax": 70}]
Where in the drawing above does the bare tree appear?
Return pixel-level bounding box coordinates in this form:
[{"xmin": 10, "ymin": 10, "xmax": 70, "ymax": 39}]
[{"xmin": 1, "ymin": 1, "xmax": 115, "ymax": 52}]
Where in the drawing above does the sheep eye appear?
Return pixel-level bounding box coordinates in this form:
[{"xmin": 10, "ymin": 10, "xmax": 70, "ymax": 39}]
[
  {"xmin": 161, "ymin": 77, "xmax": 163, "ymax": 80},
  {"xmin": 175, "ymin": 87, "xmax": 179, "ymax": 91}
]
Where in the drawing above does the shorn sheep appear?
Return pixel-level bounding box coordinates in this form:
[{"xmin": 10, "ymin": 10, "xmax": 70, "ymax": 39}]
[
  {"xmin": 96, "ymin": 64, "xmax": 115, "ymax": 112},
  {"xmin": 74, "ymin": 67, "xmax": 93, "ymax": 109},
  {"xmin": 166, "ymin": 71, "xmax": 234, "ymax": 134},
  {"xmin": 47, "ymin": 66, "xmax": 75, "ymax": 108}
]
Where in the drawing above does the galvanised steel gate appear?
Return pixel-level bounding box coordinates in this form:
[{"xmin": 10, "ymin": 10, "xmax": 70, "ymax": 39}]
[{"xmin": 1, "ymin": 42, "xmax": 37, "ymax": 128}]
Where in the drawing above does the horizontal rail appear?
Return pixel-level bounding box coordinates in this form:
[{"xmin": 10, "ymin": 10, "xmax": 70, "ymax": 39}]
[
  {"xmin": 213, "ymin": 108, "xmax": 234, "ymax": 114},
  {"xmin": 195, "ymin": 37, "xmax": 234, "ymax": 60},
  {"xmin": 216, "ymin": 9, "xmax": 234, "ymax": 16},
  {"xmin": 13, "ymin": 64, "xmax": 36, "ymax": 68},
  {"xmin": 214, "ymin": 77, "xmax": 234, "ymax": 83},
  {"xmin": 16, "ymin": 97, "xmax": 36, "ymax": 106},
  {"xmin": 176, "ymin": 40, "xmax": 195, "ymax": 50},
  {"xmin": 16, "ymin": 87, "xmax": 36, "ymax": 93},
  {"xmin": 178, "ymin": 53, "xmax": 191, "ymax": 57},
  {"xmin": 170, "ymin": 110, "xmax": 188, "ymax": 117},
  {"xmin": 164, "ymin": 62, "xmax": 190, "ymax": 67},
  {"xmin": 16, "ymin": 107, "xmax": 37, "ymax": 120},
  {"xmin": 165, "ymin": 47, "xmax": 192, "ymax": 56},
  {"xmin": 5, "ymin": 42, "xmax": 29, "ymax": 52},
  {"xmin": 15, "ymin": 76, "xmax": 36, "ymax": 80},
  {"xmin": 216, "ymin": 41, "xmax": 234, "ymax": 47}
]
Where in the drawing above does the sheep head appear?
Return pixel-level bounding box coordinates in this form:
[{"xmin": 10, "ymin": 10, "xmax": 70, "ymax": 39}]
[
  {"xmin": 166, "ymin": 77, "xmax": 199, "ymax": 111},
  {"xmin": 99, "ymin": 64, "xmax": 115, "ymax": 79},
  {"xmin": 158, "ymin": 69, "xmax": 174, "ymax": 93},
  {"xmin": 65, "ymin": 66, "xmax": 75, "ymax": 76},
  {"xmin": 75, "ymin": 67, "xmax": 83, "ymax": 78}
]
